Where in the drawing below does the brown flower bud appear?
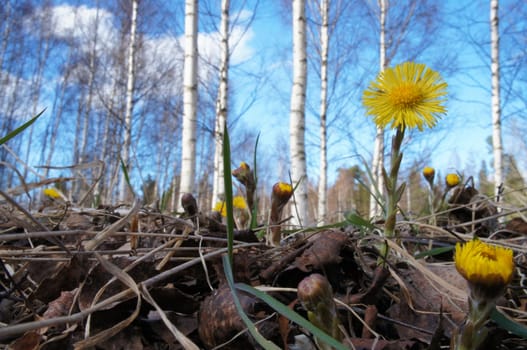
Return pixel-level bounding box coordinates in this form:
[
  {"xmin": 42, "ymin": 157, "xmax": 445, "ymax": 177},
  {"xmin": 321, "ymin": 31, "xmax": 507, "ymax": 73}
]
[
  {"xmin": 232, "ymin": 162, "xmax": 256, "ymax": 213},
  {"xmin": 297, "ymin": 273, "xmax": 342, "ymax": 342}
]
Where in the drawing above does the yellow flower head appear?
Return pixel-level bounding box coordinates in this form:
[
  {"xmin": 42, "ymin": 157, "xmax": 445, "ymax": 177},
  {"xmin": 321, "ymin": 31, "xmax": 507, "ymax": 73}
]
[
  {"xmin": 271, "ymin": 182, "xmax": 294, "ymax": 208},
  {"xmin": 273, "ymin": 182, "xmax": 293, "ymax": 197},
  {"xmin": 455, "ymin": 239, "xmax": 514, "ymax": 300},
  {"xmin": 445, "ymin": 173, "xmax": 461, "ymax": 188},
  {"xmin": 232, "ymin": 196, "xmax": 247, "ymax": 210},
  {"xmin": 422, "ymin": 166, "xmax": 435, "ymax": 183},
  {"xmin": 213, "ymin": 201, "xmax": 227, "ymax": 217},
  {"xmin": 213, "ymin": 196, "xmax": 247, "ymax": 217},
  {"xmin": 362, "ymin": 62, "xmax": 448, "ymax": 131},
  {"xmin": 43, "ymin": 188, "xmax": 62, "ymax": 200}
]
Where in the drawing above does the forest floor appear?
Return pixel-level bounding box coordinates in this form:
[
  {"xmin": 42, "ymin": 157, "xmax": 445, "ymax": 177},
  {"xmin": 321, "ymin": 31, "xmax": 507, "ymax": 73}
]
[{"xmin": 1, "ymin": 185, "xmax": 527, "ymax": 350}]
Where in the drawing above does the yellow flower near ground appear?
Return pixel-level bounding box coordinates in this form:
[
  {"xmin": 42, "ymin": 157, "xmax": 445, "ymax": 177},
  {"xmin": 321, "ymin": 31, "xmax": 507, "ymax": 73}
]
[
  {"xmin": 43, "ymin": 188, "xmax": 61, "ymax": 199},
  {"xmin": 362, "ymin": 62, "xmax": 447, "ymax": 131},
  {"xmin": 422, "ymin": 166, "xmax": 435, "ymax": 182},
  {"xmin": 274, "ymin": 182, "xmax": 293, "ymax": 197},
  {"xmin": 232, "ymin": 196, "xmax": 247, "ymax": 210},
  {"xmin": 445, "ymin": 173, "xmax": 461, "ymax": 187},
  {"xmin": 455, "ymin": 239, "xmax": 514, "ymax": 296},
  {"xmin": 213, "ymin": 196, "xmax": 247, "ymax": 217},
  {"xmin": 212, "ymin": 201, "xmax": 226, "ymax": 216}
]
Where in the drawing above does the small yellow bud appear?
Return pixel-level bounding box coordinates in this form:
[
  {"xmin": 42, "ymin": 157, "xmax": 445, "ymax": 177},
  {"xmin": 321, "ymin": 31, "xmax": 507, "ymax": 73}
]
[
  {"xmin": 445, "ymin": 173, "xmax": 461, "ymax": 188},
  {"xmin": 422, "ymin": 166, "xmax": 435, "ymax": 185},
  {"xmin": 43, "ymin": 188, "xmax": 62, "ymax": 199},
  {"xmin": 273, "ymin": 182, "xmax": 293, "ymax": 199}
]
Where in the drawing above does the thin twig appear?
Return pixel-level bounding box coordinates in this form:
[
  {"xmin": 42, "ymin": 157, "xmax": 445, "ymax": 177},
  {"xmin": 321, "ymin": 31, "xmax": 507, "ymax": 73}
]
[
  {"xmin": 0, "ymin": 190, "xmax": 70, "ymax": 255},
  {"xmin": 0, "ymin": 242, "xmax": 261, "ymax": 340}
]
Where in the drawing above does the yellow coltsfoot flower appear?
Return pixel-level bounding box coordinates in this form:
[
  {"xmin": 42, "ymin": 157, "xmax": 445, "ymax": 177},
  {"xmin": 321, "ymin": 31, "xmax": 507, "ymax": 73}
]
[
  {"xmin": 422, "ymin": 166, "xmax": 435, "ymax": 185},
  {"xmin": 213, "ymin": 196, "xmax": 248, "ymax": 217},
  {"xmin": 362, "ymin": 62, "xmax": 447, "ymax": 131},
  {"xmin": 445, "ymin": 173, "xmax": 461, "ymax": 188},
  {"xmin": 455, "ymin": 239, "xmax": 514, "ymax": 300},
  {"xmin": 454, "ymin": 239, "xmax": 514, "ymax": 350}
]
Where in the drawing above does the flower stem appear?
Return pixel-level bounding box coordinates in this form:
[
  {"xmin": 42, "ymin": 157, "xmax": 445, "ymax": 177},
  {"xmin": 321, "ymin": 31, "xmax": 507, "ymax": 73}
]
[
  {"xmin": 384, "ymin": 126, "xmax": 405, "ymax": 238},
  {"xmin": 377, "ymin": 127, "xmax": 405, "ymax": 265},
  {"xmin": 453, "ymin": 295, "xmax": 495, "ymax": 350}
]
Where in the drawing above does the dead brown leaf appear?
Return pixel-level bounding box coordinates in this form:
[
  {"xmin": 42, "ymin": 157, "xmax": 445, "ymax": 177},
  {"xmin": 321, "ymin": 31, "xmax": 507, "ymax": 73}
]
[
  {"xmin": 388, "ymin": 263, "xmax": 467, "ymax": 343},
  {"xmin": 7, "ymin": 331, "xmax": 41, "ymax": 350}
]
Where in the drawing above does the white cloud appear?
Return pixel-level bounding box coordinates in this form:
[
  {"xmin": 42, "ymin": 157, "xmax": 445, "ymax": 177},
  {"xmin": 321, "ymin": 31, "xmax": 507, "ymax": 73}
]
[
  {"xmin": 196, "ymin": 23, "xmax": 255, "ymax": 67},
  {"xmin": 48, "ymin": 5, "xmax": 115, "ymax": 45},
  {"xmin": 25, "ymin": 4, "xmax": 256, "ymax": 101},
  {"xmin": 230, "ymin": 25, "xmax": 255, "ymax": 65}
]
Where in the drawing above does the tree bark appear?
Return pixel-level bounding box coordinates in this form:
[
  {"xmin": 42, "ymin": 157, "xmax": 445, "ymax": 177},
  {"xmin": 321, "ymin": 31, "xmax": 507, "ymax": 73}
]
[
  {"xmin": 212, "ymin": 0, "xmax": 230, "ymax": 207},
  {"xmin": 179, "ymin": 0, "xmax": 199, "ymax": 210},
  {"xmin": 369, "ymin": 0, "xmax": 387, "ymax": 219},
  {"xmin": 317, "ymin": 0, "xmax": 329, "ymax": 226},
  {"xmin": 118, "ymin": 0, "xmax": 138, "ymax": 202},
  {"xmin": 290, "ymin": 0, "xmax": 309, "ymax": 226},
  {"xmin": 490, "ymin": 0, "xmax": 503, "ymax": 201}
]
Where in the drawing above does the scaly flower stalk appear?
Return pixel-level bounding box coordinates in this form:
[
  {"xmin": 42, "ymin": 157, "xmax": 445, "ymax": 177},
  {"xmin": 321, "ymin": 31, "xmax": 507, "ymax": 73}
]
[
  {"xmin": 453, "ymin": 239, "xmax": 514, "ymax": 350},
  {"xmin": 362, "ymin": 62, "xmax": 447, "ymax": 262},
  {"xmin": 232, "ymin": 162, "xmax": 256, "ymax": 214},
  {"xmin": 422, "ymin": 167, "xmax": 436, "ymax": 225},
  {"xmin": 268, "ymin": 182, "xmax": 293, "ymax": 246}
]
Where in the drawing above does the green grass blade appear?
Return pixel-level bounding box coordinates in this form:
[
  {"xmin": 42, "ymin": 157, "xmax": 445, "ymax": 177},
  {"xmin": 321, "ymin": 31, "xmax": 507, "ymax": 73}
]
[
  {"xmin": 414, "ymin": 246, "xmax": 454, "ymax": 259},
  {"xmin": 345, "ymin": 213, "xmax": 375, "ymax": 230},
  {"xmin": 235, "ymin": 283, "xmax": 348, "ymax": 350},
  {"xmin": 223, "ymin": 255, "xmax": 281, "ymax": 350},
  {"xmin": 0, "ymin": 109, "xmax": 46, "ymax": 145},
  {"xmin": 222, "ymin": 124, "xmax": 235, "ymax": 264},
  {"xmin": 119, "ymin": 157, "xmax": 135, "ymax": 198},
  {"xmin": 491, "ymin": 307, "xmax": 527, "ymax": 338}
]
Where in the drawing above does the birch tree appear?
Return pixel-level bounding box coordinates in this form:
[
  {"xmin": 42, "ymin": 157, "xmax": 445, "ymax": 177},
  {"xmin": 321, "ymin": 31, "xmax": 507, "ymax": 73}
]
[
  {"xmin": 290, "ymin": 0, "xmax": 309, "ymax": 226},
  {"xmin": 317, "ymin": 0, "xmax": 329, "ymax": 225},
  {"xmin": 118, "ymin": 0, "xmax": 138, "ymax": 202},
  {"xmin": 211, "ymin": 0, "xmax": 230, "ymax": 207},
  {"xmin": 179, "ymin": 0, "xmax": 199, "ymax": 209},
  {"xmin": 369, "ymin": 0, "xmax": 387, "ymax": 218},
  {"xmin": 490, "ymin": 0, "xmax": 503, "ymax": 200}
]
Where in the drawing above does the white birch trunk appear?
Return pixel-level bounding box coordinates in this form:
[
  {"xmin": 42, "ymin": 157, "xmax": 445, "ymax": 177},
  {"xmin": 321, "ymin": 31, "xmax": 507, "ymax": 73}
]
[
  {"xmin": 490, "ymin": 0, "xmax": 503, "ymax": 201},
  {"xmin": 118, "ymin": 0, "xmax": 138, "ymax": 202},
  {"xmin": 212, "ymin": 0, "xmax": 230, "ymax": 207},
  {"xmin": 290, "ymin": 0, "xmax": 309, "ymax": 226},
  {"xmin": 317, "ymin": 0, "xmax": 329, "ymax": 226},
  {"xmin": 369, "ymin": 0, "xmax": 387, "ymax": 219},
  {"xmin": 179, "ymin": 0, "xmax": 199, "ymax": 210}
]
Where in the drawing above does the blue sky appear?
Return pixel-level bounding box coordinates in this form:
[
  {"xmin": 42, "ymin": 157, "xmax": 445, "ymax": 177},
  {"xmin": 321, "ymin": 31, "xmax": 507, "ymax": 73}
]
[
  {"xmin": 7, "ymin": 0, "xmax": 525, "ymax": 193},
  {"xmin": 231, "ymin": 0, "xmax": 512, "ymax": 185}
]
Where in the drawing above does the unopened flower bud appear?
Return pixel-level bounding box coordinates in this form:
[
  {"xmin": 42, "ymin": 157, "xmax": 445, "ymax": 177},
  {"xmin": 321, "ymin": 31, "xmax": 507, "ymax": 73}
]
[
  {"xmin": 181, "ymin": 193, "xmax": 198, "ymax": 217},
  {"xmin": 272, "ymin": 182, "xmax": 293, "ymax": 206},
  {"xmin": 232, "ymin": 162, "xmax": 253, "ymax": 185},
  {"xmin": 422, "ymin": 166, "xmax": 435, "ymax": 185},
  {"xmin": 445, "ymin": 173, "xmax": 461, "ymax": 188},
  {"xmin": 297, "ymin": 274, "xmax": 342, "ymax": 342},
  {"xmin": 268, "ymin": 182, "xmax": 294, "ymax": 246},
  {"xmin": 232, "ymin": 162, "xmax": 256, "ymax": 213}
]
